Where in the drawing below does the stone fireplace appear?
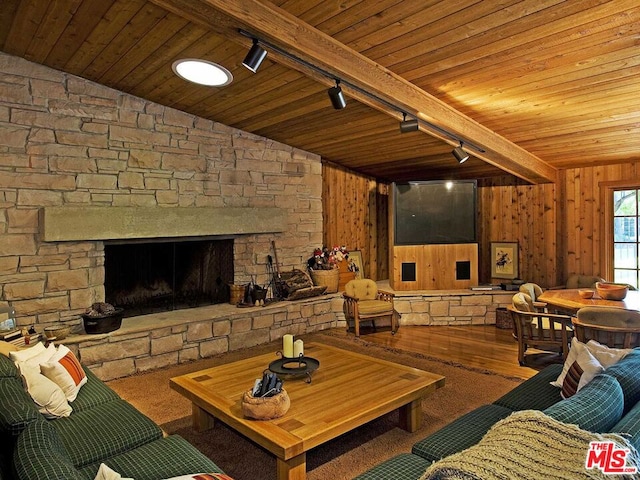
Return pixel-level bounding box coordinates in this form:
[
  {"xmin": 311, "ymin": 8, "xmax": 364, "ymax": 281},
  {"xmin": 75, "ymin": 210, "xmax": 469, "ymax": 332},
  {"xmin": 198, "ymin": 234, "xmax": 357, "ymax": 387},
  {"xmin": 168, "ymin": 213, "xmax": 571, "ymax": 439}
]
[
  {"xmin": 104, "ymin": 238, "xmax": 234, "ymax": 316},
  {"xmin": 0, "ymin": 52, "xmax": 323, "ymax": 332}
]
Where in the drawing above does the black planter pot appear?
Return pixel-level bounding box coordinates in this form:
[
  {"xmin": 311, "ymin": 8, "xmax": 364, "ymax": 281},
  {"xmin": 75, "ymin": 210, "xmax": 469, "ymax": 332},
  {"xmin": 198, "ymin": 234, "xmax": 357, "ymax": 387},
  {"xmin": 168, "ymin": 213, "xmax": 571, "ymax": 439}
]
[{"xmin": 82, "ymin": 308, "xmax": 124, "ymax": 334}]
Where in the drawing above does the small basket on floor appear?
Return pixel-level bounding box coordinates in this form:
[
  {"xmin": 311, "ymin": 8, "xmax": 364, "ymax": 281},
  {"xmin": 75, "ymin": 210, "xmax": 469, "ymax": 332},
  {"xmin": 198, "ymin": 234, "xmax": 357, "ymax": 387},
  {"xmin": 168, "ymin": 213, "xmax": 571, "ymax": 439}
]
[{"xmin": 495, "ymin": 307, "xmax": 513, "ymax": 330}]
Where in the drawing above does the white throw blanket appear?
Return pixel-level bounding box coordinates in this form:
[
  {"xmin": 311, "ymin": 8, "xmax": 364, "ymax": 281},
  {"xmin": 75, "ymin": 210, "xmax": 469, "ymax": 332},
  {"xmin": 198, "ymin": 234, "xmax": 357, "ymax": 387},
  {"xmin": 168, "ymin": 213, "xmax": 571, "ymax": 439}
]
[{"xmin": 420, "ymin": 410, "xmax": 640, "ymax": 480}]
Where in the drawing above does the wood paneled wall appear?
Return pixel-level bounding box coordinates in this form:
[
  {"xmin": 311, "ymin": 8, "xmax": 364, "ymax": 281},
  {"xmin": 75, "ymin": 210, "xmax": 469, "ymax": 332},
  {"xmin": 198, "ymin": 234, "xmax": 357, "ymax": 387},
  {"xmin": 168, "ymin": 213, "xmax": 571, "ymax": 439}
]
[
  {"xmin": 321, "ymin": 162, "xmax": 387, "ymax": 280},
  {"xmin": 322, "ymin": 161, "xmax": 640, "ymax": 288}
]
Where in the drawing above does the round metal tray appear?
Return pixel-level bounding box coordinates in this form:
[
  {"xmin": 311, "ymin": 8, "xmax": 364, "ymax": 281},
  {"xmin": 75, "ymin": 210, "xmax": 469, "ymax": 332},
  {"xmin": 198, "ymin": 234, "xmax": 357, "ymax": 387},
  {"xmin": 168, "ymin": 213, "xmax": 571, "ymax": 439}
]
[{"xmin": 268, "ymin": 356, "xmax": 319, "ymax": 383}]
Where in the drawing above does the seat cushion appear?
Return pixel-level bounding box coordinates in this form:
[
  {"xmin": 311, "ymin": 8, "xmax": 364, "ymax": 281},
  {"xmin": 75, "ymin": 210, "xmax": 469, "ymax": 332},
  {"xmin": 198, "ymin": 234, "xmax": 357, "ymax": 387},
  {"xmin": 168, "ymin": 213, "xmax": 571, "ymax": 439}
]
[
  {"xmin": 357, "ymin": 299, "xmax": 393, "ymax": 316},
  {"xmin": 603, "ymin": 348, "xmax": 640, "ymax": 414},
  {"xmin": 543, "ymin": 373, "xmax": 623, "ymax": 433},
  {"xmin": 611, "ymin": 399, "xmax": 640, "ymax": 451},
  {"xmin": 70, "ymin": 368, "xmax": 120, "ymax": 413},
  {"xmin": 353, "ymin": 453, "xmax": 432, "ymax": 480},
  {"xmin": 78, "ymin": 435, "xmax": 226, "ymax": 480},
  {"xmin": 52, "ymin": 399, "xmax": 163, "ymax": 467},
  {"xmin": 412, "ymin": 404, "xmax": 513, "ymax": 462},
  {"xmin": 13, "ymin": 419, "xmax": 83, "ymax": 480},
  {"xmin": 493, "ymin": 364, "xmax": 563, "ymax": 411}
]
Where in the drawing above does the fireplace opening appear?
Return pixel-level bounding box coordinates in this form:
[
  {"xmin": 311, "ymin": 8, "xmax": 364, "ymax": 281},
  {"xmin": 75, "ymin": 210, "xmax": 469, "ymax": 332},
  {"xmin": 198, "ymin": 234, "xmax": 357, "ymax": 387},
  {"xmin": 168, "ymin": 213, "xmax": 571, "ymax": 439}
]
[{"xmin": 104, "ymin": 239, "xmax": 234, "ymax": 317}]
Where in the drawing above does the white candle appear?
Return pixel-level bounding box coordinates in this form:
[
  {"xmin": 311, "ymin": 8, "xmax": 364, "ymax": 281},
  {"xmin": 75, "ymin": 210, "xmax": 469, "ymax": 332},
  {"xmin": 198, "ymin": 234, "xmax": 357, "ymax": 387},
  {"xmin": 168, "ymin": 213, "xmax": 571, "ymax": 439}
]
[
  {"xmin": 293, "ymin": 339, "xmax": 304, "ymax": 358},
  {"xmin": 283, "ymin": 334, "xmax": 294, "ymax": 358}
]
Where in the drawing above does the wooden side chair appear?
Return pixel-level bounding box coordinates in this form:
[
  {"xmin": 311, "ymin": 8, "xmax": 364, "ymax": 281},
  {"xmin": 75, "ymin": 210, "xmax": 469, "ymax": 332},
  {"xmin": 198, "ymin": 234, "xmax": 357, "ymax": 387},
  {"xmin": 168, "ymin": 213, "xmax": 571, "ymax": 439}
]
[
  {"xmin": 565, "ymin": 274, "xmax": 605, "ymax": 289},
  {"xmin": 508, "ymin": 292, "xmax": 574, "ymax": 365},
  {"xmin": 343, "ymin": 279, "xmax": 397, "ymax": 337},
  {"xmin": 573, "ymin": 306, "xmax": 640, "ymax": 348}
]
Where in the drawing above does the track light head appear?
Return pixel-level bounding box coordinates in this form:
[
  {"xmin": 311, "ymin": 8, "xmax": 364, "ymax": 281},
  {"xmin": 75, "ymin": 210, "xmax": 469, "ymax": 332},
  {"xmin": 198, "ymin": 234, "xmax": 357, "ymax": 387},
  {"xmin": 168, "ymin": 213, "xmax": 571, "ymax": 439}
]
[
  {"xmin": 399, "ymin": 113, "xmax": 419, "ymax": 133},
  {"xmin": 328, "ymin": 80, "xmax": 347, "ymax": 110},
  {"xmin": 242, "ymin": 39, "xmax": 267, "ymax": 73},
  {"xmin": 452, "ymin": 143, "xmax": 469, "ymax": 164}
]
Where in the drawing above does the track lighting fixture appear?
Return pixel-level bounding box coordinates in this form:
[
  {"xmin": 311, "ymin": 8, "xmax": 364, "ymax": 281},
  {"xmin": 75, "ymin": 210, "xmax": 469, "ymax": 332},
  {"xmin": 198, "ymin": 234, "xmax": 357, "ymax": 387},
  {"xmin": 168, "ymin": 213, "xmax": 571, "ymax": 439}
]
[
  {"xmin": 399, "ymin": 113, "xmax": 419, "ymax": 133},
  {"xmin": 327, "ymin": 79, "xmax": 347, "ymax": 110},
  {"xmin": 452, "ymin": 142, "xmax": 469, "ymax": 164},
  {"xmin": 236, "ymin": 30, "xmax": 486, "ymax": 154},
  {"xmin": 242, "ymin": 39, "xmax": 267, "ymax": 73}
]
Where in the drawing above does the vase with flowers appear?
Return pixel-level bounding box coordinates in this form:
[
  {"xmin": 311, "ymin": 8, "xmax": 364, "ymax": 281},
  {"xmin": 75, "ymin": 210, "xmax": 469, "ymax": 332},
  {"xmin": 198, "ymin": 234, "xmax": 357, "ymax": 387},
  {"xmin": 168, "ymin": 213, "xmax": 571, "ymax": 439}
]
[{"xmin": 307, "ymin": 245, "xmax": 353, "ymax": 293}]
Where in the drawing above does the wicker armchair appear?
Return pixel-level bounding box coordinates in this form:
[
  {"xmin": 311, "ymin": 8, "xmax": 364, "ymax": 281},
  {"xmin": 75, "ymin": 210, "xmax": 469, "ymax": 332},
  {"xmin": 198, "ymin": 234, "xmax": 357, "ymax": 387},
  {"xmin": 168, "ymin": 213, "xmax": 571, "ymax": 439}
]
[
  {"xmin": 573, "ymin": 306, "xmax": 640, "ymax": 348},
  {"xmin": 343, "ymin": 279, "xmax": 397, "ymax": 337},
  {"xmin": 508, "ymin": 293, "xmax": 574, "ymax": 365}
]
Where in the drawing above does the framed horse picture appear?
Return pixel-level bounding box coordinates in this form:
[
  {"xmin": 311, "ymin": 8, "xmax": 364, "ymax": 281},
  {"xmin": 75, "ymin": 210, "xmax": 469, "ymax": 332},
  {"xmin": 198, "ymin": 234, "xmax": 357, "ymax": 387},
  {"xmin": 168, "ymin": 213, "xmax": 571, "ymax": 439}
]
[{"xmin": 491, "ymin": 242, "xmax": 518, "ymax": 279}]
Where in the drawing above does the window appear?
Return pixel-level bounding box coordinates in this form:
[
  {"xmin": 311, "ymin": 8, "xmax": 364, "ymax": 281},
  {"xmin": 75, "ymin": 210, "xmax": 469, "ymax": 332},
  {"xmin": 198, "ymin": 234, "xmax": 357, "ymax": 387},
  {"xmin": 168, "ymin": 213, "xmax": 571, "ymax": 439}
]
[{"xmin": 612, "ymin": 188, "xmax": 639, "ymax": 288}]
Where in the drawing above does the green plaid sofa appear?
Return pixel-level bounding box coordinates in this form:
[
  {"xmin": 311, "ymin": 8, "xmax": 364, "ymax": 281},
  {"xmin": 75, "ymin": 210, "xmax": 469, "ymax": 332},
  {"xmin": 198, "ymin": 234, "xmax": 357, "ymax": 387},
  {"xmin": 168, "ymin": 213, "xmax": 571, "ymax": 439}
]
[
  {"xmin": 355, "ymin": 348, "xmax": 640, "ymax": 479},
  {"xmin": 0, "ymin": 354, "xmax": 225, "ymax": 480}
]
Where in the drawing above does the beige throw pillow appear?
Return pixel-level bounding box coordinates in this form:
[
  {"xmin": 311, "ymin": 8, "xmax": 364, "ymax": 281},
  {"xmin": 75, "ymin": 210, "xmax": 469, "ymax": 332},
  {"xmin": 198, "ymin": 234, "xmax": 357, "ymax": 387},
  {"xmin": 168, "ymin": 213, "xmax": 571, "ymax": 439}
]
[
  {"xmin": 17, "ymin": 363, "xmax": 72, "ymax": 418},
  {"xmin": 9, "ymin": 342, "xmax": 46, "ymax": 363},
  {"xmin": 40, "ymin": 344, "xmax": 87, "ymax": 402},
  {"xmin": 560, "ymin": 347, "xmax": 604, "ymax": 399}
]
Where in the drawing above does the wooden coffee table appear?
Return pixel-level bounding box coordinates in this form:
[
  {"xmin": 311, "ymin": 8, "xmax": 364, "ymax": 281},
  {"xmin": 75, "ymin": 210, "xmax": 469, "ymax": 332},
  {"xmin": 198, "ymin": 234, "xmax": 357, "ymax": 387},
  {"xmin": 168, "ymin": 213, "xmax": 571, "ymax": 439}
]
[{"xmin": 170, "ymin": 341, "xmax": 445, "ymax": 480}]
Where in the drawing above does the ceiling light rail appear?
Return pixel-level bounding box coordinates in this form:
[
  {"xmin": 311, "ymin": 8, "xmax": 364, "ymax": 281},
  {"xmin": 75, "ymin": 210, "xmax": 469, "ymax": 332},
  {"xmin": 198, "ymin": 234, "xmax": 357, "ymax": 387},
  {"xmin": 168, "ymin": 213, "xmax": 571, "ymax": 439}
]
[{"xmin": 238, "ymin": 29, "xmax": 485, "ymax": 155}]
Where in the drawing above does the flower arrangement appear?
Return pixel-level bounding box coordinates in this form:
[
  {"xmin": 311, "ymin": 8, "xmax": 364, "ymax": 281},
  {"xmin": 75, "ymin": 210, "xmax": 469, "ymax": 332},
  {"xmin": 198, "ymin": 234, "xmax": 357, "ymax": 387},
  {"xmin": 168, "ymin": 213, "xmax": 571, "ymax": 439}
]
[{"xmin": 307, "ymin": 245, "xmax": 349, "ymax": 270}]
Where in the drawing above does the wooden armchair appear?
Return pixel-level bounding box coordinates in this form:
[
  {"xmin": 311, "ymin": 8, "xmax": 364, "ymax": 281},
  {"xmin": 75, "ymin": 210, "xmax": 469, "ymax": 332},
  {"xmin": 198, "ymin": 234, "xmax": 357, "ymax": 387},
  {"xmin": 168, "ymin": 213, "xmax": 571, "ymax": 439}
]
[
  {"xmin": 343, "ymin": 279, "xmax": 397, "ymax": 337},
  {"xmin": 518, "ymin": 283, "xmax": 547, "ymax": 311},
  {"xmin": 573, "ymin": 306, "xmax": 640, "ymax": 348},
  {"xmin": 508, "ymin": 293, "xmax": 574, "ymax": 365},
  {"xmin": 550, "ymin": 274, "xmax": 605, "ymax": 290}
]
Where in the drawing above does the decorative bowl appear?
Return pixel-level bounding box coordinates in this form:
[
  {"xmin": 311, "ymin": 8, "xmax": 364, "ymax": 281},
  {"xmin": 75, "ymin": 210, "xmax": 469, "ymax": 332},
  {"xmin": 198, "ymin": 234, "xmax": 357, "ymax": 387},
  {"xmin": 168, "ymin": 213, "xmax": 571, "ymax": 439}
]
[
  {"xmin": 241, "ymin": 388, "xmax": 290, "ymax": 420},
  {"xmin": 44, "ymin": 325, "xmax": 71, "ymax": 340},
  {"xmin": 595, "ymin": 282, "xmax": 628, "ymax": 301},
  {"xmin": 578, "ymin": 289, "xmax": 594, "ymax": 299}
]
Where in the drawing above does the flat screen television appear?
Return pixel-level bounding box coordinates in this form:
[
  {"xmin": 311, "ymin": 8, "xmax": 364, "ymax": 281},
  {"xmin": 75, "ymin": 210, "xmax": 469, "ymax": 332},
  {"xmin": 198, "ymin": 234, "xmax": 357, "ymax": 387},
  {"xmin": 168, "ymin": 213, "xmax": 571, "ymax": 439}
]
[{"xmin": 393, "ymin": 180, "xmax": 477, "ymax": 245}]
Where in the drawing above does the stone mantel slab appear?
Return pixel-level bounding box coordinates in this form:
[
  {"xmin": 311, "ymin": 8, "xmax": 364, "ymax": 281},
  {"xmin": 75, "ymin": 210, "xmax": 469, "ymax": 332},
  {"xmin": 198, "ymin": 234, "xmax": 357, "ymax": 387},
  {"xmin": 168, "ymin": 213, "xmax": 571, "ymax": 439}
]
[{"xmin": 41, "ymin": 206, "xmax": 287, "ymax": 241}]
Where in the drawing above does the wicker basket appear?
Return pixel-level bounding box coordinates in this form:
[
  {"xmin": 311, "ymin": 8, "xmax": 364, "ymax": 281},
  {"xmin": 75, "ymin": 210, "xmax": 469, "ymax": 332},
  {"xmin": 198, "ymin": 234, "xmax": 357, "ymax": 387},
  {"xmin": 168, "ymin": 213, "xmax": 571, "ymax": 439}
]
[
  {"xmin": 229, "ymin": 284, "xmax": 247, "ymax": 305},
  {"xmin": 310, "ymin": 268, "xmax": 339, "ymax": 294},
  {"xmin": 495, "ymin": 307, "xmax": 513, "ymax": 330}
]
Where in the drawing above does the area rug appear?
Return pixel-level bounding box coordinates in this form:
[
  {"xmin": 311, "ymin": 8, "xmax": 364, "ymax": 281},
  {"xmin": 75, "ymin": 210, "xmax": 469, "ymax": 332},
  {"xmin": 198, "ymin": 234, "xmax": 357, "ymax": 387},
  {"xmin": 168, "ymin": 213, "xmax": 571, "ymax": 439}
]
[{"xmin": 107, "ymin": 330, "xmax": 523, "ymax": 480}]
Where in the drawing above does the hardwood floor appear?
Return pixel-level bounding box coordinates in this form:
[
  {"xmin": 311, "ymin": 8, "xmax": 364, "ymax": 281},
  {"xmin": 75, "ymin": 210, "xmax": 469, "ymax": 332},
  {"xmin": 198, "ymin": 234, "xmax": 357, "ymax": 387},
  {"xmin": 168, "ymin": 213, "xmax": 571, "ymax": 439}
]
[{"xmin": 332, "ymin": 324, "xmax": 563, "ymax": 380}]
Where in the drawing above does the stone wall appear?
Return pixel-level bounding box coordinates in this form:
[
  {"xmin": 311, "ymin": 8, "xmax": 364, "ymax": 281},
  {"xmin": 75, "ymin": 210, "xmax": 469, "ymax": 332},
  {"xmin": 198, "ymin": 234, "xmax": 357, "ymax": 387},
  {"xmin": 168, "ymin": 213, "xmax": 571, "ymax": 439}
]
[
  {"xmin": 394, "ymin": 290, "xmax": 513, "ymax": 326},
  {"xmin": 65, "ymin": 296, "xmax": 345, "ymax": 381},
  {"xmin": 0, "ymin": 52, "xmax": 323, "ymax": 331}
]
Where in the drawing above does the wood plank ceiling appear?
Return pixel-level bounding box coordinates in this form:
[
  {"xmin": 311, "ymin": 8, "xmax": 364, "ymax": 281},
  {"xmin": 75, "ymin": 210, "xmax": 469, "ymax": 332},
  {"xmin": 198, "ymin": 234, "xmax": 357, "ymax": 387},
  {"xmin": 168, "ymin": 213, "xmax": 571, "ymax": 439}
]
[{"xmin": 0, "ymin": 0, "xmax": 638, "ymax": 184}]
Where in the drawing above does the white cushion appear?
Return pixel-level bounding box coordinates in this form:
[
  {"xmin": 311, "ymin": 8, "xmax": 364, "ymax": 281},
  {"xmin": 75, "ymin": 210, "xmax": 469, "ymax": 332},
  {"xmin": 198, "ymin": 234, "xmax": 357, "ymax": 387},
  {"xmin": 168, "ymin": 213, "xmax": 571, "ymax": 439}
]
[
  {"xmin": 17, "ymin": 363, "xmax": 72, "ymax": 418},
  {"xmin": 9, "ymin": 342, "xmax": 46, "ymax": 363},
  {"xmin": 94, "ymin": 464, "xmax": 133, "ymax": 480},
  {"xmin": 40, "ymin": 344, "xmax": 87, "ymax": 402},
  {"xmin": 560, "ymin": 346, "xmax": 603, "ymax": 399},
  {"xmin": 162, "ymin": 474, "xmax": 234, "ymax": 480},
  {"xmin": 92, "ymin": 465, "xmax": 232, "ymax": 480},
  {"xmin": 586, "ymin": 339, "xmax": 632, "ymax": 368},
  {"xmin": 551, "ymin": 337, "xmax": 583, "ymax": 387},
  {"xmin": 16, "ymin": 343, "xmax": 57, "ymax": 372}
]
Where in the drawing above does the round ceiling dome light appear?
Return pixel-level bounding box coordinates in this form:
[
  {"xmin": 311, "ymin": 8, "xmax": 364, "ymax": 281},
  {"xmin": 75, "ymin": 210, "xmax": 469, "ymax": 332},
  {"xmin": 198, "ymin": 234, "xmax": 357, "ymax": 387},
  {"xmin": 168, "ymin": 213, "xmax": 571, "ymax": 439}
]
[{"xmin": 171, "ymin": 59, "xmax": 233, "ymax": 86}]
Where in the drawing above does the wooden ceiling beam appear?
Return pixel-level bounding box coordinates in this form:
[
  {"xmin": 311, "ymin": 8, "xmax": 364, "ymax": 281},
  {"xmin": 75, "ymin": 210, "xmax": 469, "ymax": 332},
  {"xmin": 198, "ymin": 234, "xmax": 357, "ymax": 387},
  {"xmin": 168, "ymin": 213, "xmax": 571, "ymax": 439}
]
[{"xmin": 151, "ymin": 0, "xmax": 558, "ymax": 184}]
